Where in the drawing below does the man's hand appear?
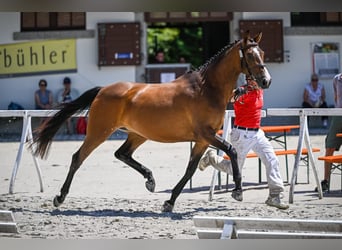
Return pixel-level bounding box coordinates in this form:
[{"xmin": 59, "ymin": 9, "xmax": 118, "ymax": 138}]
[{"xmin": 231, "ymin": 86, "xmax": 247, "ymax": 102}]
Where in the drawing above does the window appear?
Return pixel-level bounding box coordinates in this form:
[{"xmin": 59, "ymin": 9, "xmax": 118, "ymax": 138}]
[
  {"xmin": 98, "ymin": 23, "xmax": 141, "ymax": 66},
  {"xmin": 291, "ymin": 12, "xmax": 342, "ymax": 26},
  {"xmin": 145, "ymin": 12, "xmax": 232, "ymax": 68},
  {"xmin": 145, "ymin": 12, "xmax": 232, "ymax": 23},
  {"xmin": 21, "ymin": 12, "xmax": 86, "ymax": 31},
  {"xmin": 239, "ymin": 20, "xmax": 284, "ymax": 63}
]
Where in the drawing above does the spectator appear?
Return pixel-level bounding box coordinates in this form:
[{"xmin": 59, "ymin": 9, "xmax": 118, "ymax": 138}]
[
  {"xmin": 179, "ymin": 56, "xmax": 186, "ymax": 63},
  {"xmin": 35, "ymin": 79, "xmax": 53, "ymax": 110},
  {"xmin": 153, "ymin": 50, "xmax": 165, "ymax": 63},
  {"xmin": 198, "ymin": 77, "xmax": 289, "ymax": 210},
  {"xmin": 56, "ymin": 77, "xmax": 79, "ymax": 134},
  {"xmin": 316, "ymin": 72, "xmax": 342, "ymax": 192},
  {"xmin": 302, "ymin": 73, "xmax": 328, "ymax": 127}
]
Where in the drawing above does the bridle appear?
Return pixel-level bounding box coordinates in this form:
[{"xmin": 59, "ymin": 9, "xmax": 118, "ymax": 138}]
[{"xmin": 239, "ymin": 43, "xmax": 266, "ymax": 82}]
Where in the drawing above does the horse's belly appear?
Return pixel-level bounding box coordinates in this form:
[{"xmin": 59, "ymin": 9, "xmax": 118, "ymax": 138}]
[{"xmin": 125, "ymin": 116, "xmax": 195, "ymax": 142}]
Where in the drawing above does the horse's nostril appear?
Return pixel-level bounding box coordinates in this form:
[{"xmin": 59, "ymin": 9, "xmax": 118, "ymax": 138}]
[{"xmin": 262, "ymin": 79, "xmax": 271, "ymax": 88}]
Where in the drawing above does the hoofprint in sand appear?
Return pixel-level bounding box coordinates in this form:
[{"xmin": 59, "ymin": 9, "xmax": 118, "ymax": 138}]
[{"xmin": 0, "ymin": 136, "xmax": 341, "ymax": 238}]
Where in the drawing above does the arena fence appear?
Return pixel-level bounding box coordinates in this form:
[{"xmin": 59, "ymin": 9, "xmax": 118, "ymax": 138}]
[
  {"xmin": 0, "ymin": 110, "xmax": 88, "ymax": 194},
  {"xmin": 0, "ymin": 108, "xmax": 341, "ymax": 203}
]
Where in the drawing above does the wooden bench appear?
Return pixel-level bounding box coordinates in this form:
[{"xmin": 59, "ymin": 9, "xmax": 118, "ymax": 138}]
[
  {"xmin": 224, "ymin": 147, "xmax": 320, "ymax": 159},
  {"xmin": 318, "ymin": 154, "xmax": 342, "ymax": 191},
  {"xmin": 0, "ymin": 210, "xmax": 18, "ymax": 234},
  {"xmin": 193, "ymin": 216, "xmax": 342, "ymax": 239},
  {"xmin": 223, "ymin": 148, "xmax": 320, "ymax": 184},
  {"xmin": 318, "ymin": 154, "xmax": 342, "ymax": 164}
]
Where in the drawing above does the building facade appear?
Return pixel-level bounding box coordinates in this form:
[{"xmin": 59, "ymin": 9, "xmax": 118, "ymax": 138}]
[{"xmin": 0, "ymin": 12, "xmax": 341, "ymax": 109}]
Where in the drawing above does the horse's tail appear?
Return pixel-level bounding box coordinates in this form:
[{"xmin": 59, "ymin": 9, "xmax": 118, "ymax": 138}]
[{"xmin": 31, "ymin": 86, "xmax": 102, "ymax": 159}]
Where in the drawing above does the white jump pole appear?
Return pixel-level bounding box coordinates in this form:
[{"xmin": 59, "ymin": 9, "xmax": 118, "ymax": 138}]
[{"xmin": 9, "ymin": 111, "xmax": 43, "ymax": 194}]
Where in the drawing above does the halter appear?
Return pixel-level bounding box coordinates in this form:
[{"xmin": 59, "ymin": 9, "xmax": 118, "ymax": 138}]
[{"xmin": 239, "ymin": 43, "xmax": 266, "ymax": 81}]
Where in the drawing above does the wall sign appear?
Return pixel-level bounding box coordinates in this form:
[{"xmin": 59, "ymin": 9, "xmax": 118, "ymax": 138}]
[
  {"xmin": 312, "ymin": 42, "xmax": 340, "ymax": 79},
  {"xmin": 0, "ymin": 39, "xmax": 77, "ymax": 78}
]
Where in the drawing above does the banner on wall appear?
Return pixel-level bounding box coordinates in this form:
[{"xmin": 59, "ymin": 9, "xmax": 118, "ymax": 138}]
[
  {"xmin": 0, "ymin": 39, "xmax": 77, "ymax": 78},
  {"xmin": 312, "ymin": 42, "xmax": 340, "ymax": 79}
]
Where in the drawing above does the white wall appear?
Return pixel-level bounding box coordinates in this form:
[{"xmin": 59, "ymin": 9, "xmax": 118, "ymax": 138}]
[
  {"xmin": 0, "ymin": 12, "xmax": 136, "ymax": 109},
  {"xmin": 264, "ymin": 35, "xmax": 341, "ymax": 108}
]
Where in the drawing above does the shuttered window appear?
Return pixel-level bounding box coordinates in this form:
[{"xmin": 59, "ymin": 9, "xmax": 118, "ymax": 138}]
[
  {"xmin": 21, "ymin": 12, "xmax": 86, "ymax": 31},
  {"xmin": 145, "ymin": 12, "xmax": 232, "ymax": 23},
  {"xmin": 321, "ymin": 12, "xmax": 342, "ymax": 24},
  {"xmin": 239, "ymin": 20, "xmax": 284, "ymax": 63},
  {"xmin": 98, "ymin": 23, "xmax": 141, "ymax": 66},
  {"xmin": 291, "ymin": 12, "xmax": 342, "ymax": 26}
]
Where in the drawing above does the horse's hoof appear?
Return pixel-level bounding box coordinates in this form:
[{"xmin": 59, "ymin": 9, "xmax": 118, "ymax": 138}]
[
  {"xmin": 162, "ymin": 201, "xmax": 173, "ymax": 212},
  {"xmin": 53, "ymin": 196, "xmax": 62, "ymax": 207},
  {"xmin": 145, "ymin": 178, "xmax": 155, "ymax": 192},
  {"xmin": 231, "ymin": 189, "xmax": 243, "ymax": 202}
]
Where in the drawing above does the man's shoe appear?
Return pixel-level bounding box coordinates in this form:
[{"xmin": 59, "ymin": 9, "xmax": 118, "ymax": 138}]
[
  {"xmin": 198, "ymin": 150, "xmax": 212, "ymax": 171},
  {"xmin": 198, "ymin": 149, "xmax": 231, "ymax": 173},
  {"xmin": 265, "ymin": 195, "xmax": 289, "ymax": 210},
  {"xmin": 315, "ymin": 179, "xmax": 329, "ymax": 192}
]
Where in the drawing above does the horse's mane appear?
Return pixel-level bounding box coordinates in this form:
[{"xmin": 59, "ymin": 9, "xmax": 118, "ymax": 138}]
[{"xmin": 196, "ymin": 40, "xmax": 239, "ymax": 80}]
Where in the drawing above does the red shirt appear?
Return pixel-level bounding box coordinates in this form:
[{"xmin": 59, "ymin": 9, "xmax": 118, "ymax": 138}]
[{"xmin": 233, "ymin": 87, "xmax": 263, "ymax": 128}]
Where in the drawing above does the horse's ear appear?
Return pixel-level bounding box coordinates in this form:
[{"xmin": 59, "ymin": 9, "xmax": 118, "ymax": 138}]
[{"xmin": 253, "ymin": 32, "xmax": 262, "ymax": 43}]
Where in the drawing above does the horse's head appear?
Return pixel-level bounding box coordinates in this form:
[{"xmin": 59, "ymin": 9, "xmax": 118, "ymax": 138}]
[{"xmin": 240, "ymin": 31, "xmax": 272, "ymax": 89}]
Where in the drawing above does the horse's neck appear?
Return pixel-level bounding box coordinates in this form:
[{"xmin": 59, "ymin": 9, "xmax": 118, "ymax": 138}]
[{"xmin": 205, "ymin": 47, "xmax": 241, "ymax": 105}]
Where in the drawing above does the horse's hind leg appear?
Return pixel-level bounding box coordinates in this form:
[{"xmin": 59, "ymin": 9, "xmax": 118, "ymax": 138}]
[
  {"xmin": 53, "ymin": 148, "xmax": 82, "ymax": 207},
  {"xmin": 53, "ymin": 134, "xmax": 109, "ymax": 207},
  {"xmin": 114, "ymin": 133, "xmax": 155, "ymax": 192},
  {"xmin": 53, "ymin": 104, "xmax": 119, "ymax": 206},
  {"xmin": 162, "ymin": 142, "xmax": 208, "ymax": 212}
]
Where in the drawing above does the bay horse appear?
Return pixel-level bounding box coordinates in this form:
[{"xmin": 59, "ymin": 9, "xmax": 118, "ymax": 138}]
[{"xmin": 32, "ymin": 31, "xmax": 271, "ymax": 212}]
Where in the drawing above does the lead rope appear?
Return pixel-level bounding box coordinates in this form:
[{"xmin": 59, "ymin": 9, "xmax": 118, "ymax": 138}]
[{"xmin": 231, "ymin": 79, "xmax": 261, "ymax": 104}]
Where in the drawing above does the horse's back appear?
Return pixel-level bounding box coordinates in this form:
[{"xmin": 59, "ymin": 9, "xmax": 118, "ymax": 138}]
[
  {"xmin": 99, "ymin": 81, "xmax": 143, "ymax": 98},
  {"xmin": 99, "ymin": 75, "xmax": 199, "ymax": 104}
]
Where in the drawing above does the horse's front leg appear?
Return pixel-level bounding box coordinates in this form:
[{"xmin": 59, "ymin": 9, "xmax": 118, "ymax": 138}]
[
  {"xmin": 162, "ymin": 142, "xmax": 208, "ymax": 212},
  {"xmin": 209, "ymin": 134, "xmax": 242, "ymax": 201}
]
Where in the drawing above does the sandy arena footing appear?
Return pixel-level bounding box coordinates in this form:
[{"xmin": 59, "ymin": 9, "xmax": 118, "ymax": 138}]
[{"xmin": 0, "ymin": 136, "xmax": 341, "ymax": 238}]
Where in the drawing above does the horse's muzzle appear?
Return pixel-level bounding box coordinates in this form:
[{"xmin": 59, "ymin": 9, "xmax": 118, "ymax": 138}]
[
  {"xmin": 255, "ymin": 77, "xmax": 271, "ymax": 89},
  {"xmin": 262, "ymin": 78, "xmax": 271, "ymax": 89},
  {"xmin": 260, "ymin": 66, "xmax": 272, "ymax": 89}
]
